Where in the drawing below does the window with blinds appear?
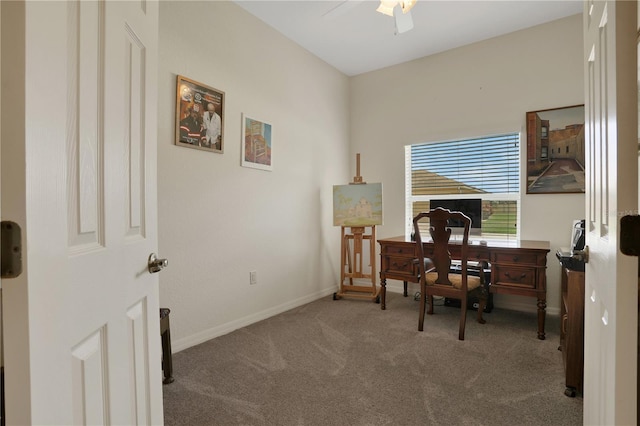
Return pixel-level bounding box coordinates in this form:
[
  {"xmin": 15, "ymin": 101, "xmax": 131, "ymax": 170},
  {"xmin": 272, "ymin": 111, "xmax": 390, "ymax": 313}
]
[{"xmin": 405, "ymin": 133, "xmax": 520, "ymax": 239}]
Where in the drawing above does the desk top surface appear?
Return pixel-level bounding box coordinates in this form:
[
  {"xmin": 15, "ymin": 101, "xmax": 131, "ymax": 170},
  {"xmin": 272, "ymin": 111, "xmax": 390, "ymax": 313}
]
[{"xmin": 378, "ymin": 235, "xmax": 550, "ymax": 251}]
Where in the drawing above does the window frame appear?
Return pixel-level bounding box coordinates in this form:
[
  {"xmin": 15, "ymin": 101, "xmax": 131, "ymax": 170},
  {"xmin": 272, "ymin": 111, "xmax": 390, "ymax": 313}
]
[{"xmin": 404, "ymin": 132, "xmax": 522, "ymax": 240}]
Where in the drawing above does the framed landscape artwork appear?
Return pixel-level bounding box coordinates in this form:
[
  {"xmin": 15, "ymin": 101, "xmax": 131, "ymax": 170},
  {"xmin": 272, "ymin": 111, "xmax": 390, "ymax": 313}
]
[
  {"xmin": 175, "ymin": 75, "xmax": 224, "ymax": 153},
  {"xmin": 241, "ymin": 114, "xmax": 273, "ymax": 171},
  {"xmin": 525, "ymin": 104, "xmax": 585, "ymax": 194}
]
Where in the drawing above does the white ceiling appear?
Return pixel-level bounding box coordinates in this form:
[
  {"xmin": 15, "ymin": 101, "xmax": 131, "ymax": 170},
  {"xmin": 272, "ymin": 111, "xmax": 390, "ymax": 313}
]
[{"xmin": 234, "ymin": 0, "xmax": 583, "ymax": 76}]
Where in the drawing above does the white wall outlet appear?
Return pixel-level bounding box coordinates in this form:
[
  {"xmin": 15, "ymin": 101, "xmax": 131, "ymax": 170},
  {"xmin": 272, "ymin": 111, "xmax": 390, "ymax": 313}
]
[{"xmin": 250, "ymin": 271, "xmax": 257, "ymax": 285}]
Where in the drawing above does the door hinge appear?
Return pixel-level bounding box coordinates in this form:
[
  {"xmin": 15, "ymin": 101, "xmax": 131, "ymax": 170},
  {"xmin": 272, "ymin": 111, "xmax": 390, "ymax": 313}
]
[
  {"xmin": 1, "ymin": 221, "xmax": 22, "ymax": 278},
  {"xmin": 620, "ymin": 215, "xmax": 640, "ymax": 256}
]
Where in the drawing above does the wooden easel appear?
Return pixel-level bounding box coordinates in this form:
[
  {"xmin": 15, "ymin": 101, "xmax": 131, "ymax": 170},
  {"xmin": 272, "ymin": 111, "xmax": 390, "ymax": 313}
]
[{"xmin": 333, "ymin": 154, "xmax": 381, "ymax": 303}]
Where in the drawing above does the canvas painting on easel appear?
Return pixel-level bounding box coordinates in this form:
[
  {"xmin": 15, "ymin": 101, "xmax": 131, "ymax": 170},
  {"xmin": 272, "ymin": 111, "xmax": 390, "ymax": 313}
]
[{"xmin": 333, "ymin": 183, "xmax": 383, "ymax": 227}]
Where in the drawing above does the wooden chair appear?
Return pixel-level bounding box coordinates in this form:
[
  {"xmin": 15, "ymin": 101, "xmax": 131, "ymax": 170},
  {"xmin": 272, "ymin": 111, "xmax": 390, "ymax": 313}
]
[{"xmin": 413, "ymin": 207, "xmax": 488, "ymax": 340}]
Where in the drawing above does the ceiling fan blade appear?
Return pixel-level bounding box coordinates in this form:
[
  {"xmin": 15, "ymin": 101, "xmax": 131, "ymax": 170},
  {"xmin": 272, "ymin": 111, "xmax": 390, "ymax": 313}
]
[
  {"xmin": 322, "ymin": 0, "xmax": 366, "ymax": 19},
  {"xmin": 394, "ymin": 8, "xmax": 414, "ymax": 34}
]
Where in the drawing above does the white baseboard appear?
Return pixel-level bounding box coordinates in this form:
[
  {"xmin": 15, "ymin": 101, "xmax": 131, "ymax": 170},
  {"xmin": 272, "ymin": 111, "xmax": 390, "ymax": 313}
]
[{"xmin": 171, "ymin": 287, "xmax": 336, "ymax": 353}]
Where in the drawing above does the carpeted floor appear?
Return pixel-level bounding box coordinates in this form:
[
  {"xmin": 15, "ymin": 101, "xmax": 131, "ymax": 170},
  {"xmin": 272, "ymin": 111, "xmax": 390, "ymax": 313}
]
[{"xmin": 162, "ymin": 292, "xmax": 583, "ymax": 425}]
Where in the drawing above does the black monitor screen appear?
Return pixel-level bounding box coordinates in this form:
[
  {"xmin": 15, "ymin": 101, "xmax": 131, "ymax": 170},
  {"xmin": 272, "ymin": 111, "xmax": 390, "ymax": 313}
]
[{"xmin": 429, "ymin": 199, "xmax": 482, "ymax": 229}]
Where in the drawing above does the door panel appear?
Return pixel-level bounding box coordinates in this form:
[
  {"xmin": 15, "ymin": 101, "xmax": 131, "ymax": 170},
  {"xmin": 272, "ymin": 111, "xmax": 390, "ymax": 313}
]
[
  {"xmin": 71, "ymin": 329, "xmax": 109, "ymax": 425},
  {"xmin": 67, "ymin": 0, "xmax": 104, "ymax": 251},
  {"xmin": 127, "ymin": 299, "xmax": 151, "ymax": 425},
  {"xmin": 124, "ymin": 25, "xmax": 147, "ymax": 239}
]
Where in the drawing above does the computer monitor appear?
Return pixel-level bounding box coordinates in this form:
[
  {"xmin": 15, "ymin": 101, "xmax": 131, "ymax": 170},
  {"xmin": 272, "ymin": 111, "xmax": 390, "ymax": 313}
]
[{"xmin": 429, "ymin": 198, "xmax": 482, "ymax": 236}]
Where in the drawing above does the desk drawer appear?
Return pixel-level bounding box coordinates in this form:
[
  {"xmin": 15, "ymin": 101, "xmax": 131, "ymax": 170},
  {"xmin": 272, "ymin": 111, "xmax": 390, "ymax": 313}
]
[
  {"xmin": 383, "ymin": 244, "xmax": 415, "ymax": 257},
  {"xmin": 468, "ymin": 248, "xmax": 489, "ymax": 260},
  {"xmin": 493, "ymin": 252, "xmax": 539, "ymax": 265},
  {"xmin": 493, "ymin": 266, "xmax": 536, "ymax": 288},
  {"xmin": 383, "ymin": 256, "xmax": 418, "ymax": 275}
]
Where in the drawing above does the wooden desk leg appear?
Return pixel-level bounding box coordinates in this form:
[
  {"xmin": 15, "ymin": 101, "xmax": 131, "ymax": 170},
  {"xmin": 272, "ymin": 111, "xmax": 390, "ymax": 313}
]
[
  {"xmin": 403, "ymin": 281, "xmax": 408, "ymax": 297},
  {"xmin": 537, "ymin": 297, "xmax": 547, "ymax": 340},
  {"xmin": 381, "ymin": 278, "xmax": 387, "ymax": 310}
]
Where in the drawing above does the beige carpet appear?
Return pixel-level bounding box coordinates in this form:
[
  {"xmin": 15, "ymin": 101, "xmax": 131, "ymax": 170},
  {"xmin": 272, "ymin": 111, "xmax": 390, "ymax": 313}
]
[{"xmin": 162, "ymin": 292, "xmax": 583, "ymax": 425}]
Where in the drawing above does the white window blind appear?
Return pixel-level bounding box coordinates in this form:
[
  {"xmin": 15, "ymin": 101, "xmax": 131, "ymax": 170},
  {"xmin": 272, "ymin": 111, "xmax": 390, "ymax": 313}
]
[{"xmin": 405, "ymin": 133, "xmax": 520, "ymax": 239}]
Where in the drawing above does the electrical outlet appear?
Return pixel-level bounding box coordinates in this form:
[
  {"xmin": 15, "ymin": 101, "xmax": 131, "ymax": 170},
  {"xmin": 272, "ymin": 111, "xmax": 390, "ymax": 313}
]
[{"xmin": 250, "ymin": 271, "xmax": 257, "ymax": 285}]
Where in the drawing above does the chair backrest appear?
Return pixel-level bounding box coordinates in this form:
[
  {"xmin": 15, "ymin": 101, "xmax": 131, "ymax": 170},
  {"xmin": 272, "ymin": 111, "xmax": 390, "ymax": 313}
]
[{"xmin": 412, "ymin": 207, "xmax": 471, "ymax": 288}]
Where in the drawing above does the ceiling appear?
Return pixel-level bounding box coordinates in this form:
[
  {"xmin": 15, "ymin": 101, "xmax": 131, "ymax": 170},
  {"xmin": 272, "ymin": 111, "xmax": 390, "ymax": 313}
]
[{"xmin": 234, "ymin": 0, "xmax": 583, "ymax": 76}]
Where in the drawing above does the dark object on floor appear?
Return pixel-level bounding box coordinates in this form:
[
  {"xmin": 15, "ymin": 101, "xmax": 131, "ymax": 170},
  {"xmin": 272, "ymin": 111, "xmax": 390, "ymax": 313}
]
[
  {"xmin": 445, "ymin": 268, "xmax": 493, "ymax": 313},
  {"xmin": 444, "ymin": 293, "xmax": 493, "ymax": 313},
  {"xmin": 160, "ymin": 308, "xmax": 174, "ymax": 384}
]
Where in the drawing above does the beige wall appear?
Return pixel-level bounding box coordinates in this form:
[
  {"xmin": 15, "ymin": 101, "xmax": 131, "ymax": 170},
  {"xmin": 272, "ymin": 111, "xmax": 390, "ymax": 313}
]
[
  {"xmin": 350, "ymin": 14, "xmax": 585, "ymax": 314},
  {"xmin": 158, "ymin": 1, "xmax": 350, "ymax": 350}
]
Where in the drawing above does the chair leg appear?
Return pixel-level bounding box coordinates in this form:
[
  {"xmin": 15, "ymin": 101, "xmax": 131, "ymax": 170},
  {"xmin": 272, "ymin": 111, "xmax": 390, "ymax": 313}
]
[
  {"xmin": 427, "ymin": 294, "xmax": 434, "ymax": 315},
  {"xmin": 459, "ymin": 296, "xmax": 468, "ymax": 340},
  {"xmin": 477, "ymin": 293, "xmax": 487, "ymax": 324},
  {"xmin": 418, "ymin": 284, "xmax": 426, "ymax": 331}
]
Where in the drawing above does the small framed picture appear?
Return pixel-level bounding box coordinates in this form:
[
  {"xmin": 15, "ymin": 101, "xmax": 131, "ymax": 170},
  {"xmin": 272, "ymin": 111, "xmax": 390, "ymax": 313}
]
[
  {"xmin": 175, "ymin": 75, "xmax": 224, "ymax": 153},
  {"xmin": 241, "ymin": 113, "xmax": 272, "ymax": 171}
]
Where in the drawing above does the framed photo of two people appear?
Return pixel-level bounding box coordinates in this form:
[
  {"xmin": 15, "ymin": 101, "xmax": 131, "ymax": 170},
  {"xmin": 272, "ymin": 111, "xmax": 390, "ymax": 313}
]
[{"xmin": 175, "ymin": 75, "xmax": 224, "ymax": 153}]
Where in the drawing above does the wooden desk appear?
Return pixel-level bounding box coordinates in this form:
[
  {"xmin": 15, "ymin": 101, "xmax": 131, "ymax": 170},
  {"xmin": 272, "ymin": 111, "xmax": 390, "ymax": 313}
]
[{"xmin": 378, "ymin": 236, "xmax": 550, "ymax": 339}]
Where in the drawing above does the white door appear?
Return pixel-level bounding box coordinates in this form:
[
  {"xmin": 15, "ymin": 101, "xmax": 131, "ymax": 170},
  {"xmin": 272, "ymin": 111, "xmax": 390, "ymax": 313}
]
[
  {"xmin": 1, "ymin": 1, "xmax": 162, "ymax": 424},
  {"xmin": 583, "ymin": 1, "xmax": 638, "ymax": 424}
]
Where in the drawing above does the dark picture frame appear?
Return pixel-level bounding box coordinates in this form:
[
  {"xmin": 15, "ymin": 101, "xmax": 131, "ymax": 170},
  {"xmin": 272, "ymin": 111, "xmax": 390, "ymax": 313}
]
[
  {"xmin": 526, "ymin": 104, "xmax": 585, "ymax": 194},
  {"xmin": 175, "ymin": 75, "xmax": 224, "ymax": 153}
]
